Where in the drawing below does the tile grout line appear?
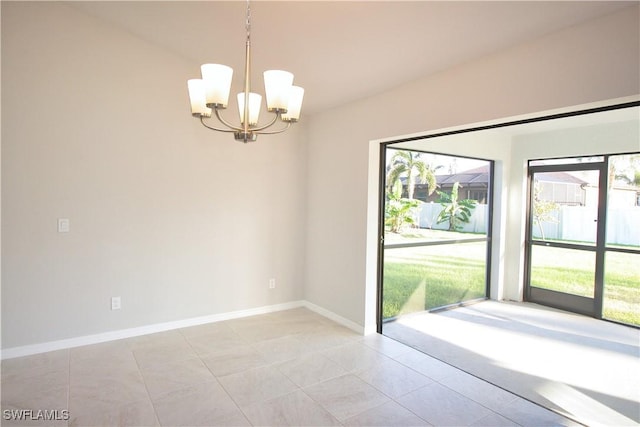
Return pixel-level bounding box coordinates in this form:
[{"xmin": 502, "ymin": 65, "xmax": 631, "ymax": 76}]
[
  {"xmin": 363, "ymin": 335, "xmax": 521, "ymax": 426},
  {"xmin": 130, "ymin": 342, "xmax": 163, "ymax": 427},
  {"xmin": 215, "ymin": 317, "xmax": 359, "ymax": 426},
  {"xmin": 202, "ymin": 317, "xmax": 333, "ymax": 426}
]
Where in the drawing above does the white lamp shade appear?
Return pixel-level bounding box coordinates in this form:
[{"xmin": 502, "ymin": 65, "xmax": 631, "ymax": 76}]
[
  {"xmin": 282, "ymin": 86, "xmax": 304, "ymax": 122},
  {"xmin": 237, "ymin": 92, "xmax": 262, "ymax": 126},
  {"xmin": 263, "ymin": 70, "xmax": 293, "ymax": 111},
  {"xmin": 201, "ymin": 64, "xmax": 233, "ymax": 107},
  {"xmin": 187, "ymin": 79, "xmax": 212, "ymax": 117}
]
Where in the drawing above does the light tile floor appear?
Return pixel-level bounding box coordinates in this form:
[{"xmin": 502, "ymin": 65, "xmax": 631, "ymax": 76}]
[{"xmin": 1, "ymin": 308, "xmax": 577, "ymax": 426}]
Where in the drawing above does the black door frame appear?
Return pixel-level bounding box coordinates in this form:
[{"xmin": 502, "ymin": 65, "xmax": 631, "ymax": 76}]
[
  {"xmin": 524, "ymin": 160, "xmax": 607, "ymax": 317},
  {"xmin": 524, "ymin": 153, "xmax": 640, "ymax": 322}
]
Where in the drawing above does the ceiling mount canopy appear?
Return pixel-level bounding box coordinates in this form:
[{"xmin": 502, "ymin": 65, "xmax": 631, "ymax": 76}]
[{"xmin": 187, "ymin": 0, "xmax": 304, "ymax": 143}]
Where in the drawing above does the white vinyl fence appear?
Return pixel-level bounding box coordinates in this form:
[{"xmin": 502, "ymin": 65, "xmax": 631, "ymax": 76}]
[
  {"xmin": 417, "ymin": 202, "xmax": 488, "ymax": 234},
  {"xmin": 532, "ymin": 205, "xmax": 640, "ymax": 246},
  {"xmin": 417, "ymin": 202, "xmax": 640, "ymax": 246}
]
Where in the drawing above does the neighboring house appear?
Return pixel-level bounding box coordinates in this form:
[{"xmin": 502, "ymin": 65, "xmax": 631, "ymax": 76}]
[
  {"xmin": 407, "ymin": 166, "xmax": 640, "ymax": 208},
  {"xmin": 402, "ymin": 166, "xmax": 585, "ymax": 206},
  {"xmin": 535, "ymin": 171, "xmax": 589, "ymax": 206},
  {"xmin": 535, "ymin": 169, "xmax": 640, "ymax": 208},
  {"xmin": 536, "ymin": 171, "xmax": 639, "ymax": 208},
  {"xmin": 611, "ymin": 184, "xmax": 640, "ymax": 207},
  {"xmin": 432, "ymin": 166, "xmax": 491, "ymax": 204},
  {"xmin": 584, "ymin": 183, "xmax": 640, "ymax": 208},
  {"xmin": 400, "ymin": 165, "xmax": 491, "ymax": 203}
]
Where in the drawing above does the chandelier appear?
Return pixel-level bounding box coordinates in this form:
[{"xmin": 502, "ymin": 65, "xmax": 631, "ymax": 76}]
[{"xmin": 187, "ymin": 1, "xmax": 304, "ymax": 143}]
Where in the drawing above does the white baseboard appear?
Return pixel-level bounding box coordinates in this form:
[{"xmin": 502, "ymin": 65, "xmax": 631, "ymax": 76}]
[
  {"xmin": 302, "ymin": 301, "xmax": 368, "ymax": 335},
  {"xmin": 1, "ymin": 300, "xmax": 305, "ymax": 360},
  {"xmin": 1, "ymin": 300, "xmax": 369, "ymax": 360}
]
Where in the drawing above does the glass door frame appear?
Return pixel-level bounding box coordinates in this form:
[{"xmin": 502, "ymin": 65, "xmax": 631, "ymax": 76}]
[
  {"xmin": 525, "ymin": 153, "xmax": 640, "ymax": 322},
  {"xmin": 524, "ymin": 160, "xmax": 607, "ymax": 317}
]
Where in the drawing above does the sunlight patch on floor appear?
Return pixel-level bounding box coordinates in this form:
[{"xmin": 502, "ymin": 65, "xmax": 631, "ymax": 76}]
[
  {"xmin": 535, "ymin": 381, "xmax": 637, "ymax": 426},
  {"xmin": 388, "ymin": 302, "xmax": 640, "ymax": 426}
]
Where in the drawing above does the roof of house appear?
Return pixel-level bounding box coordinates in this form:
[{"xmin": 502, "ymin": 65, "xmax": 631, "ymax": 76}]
[
  {"xmin": 431, "ymin": 165, "xmax": 490, "ymax": 187},
  {"xmin": 403, "ymin": 165, "xmax": 594, "ymax": 188},
  {"xmin": 535, "ymin": 171, "xmax": 588, "ymax": 185}
]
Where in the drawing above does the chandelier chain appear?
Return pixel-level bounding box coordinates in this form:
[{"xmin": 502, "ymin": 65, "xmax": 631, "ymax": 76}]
[{"xmin": 245, "ymin": 0, "xmax": 251, "ymax": 41}]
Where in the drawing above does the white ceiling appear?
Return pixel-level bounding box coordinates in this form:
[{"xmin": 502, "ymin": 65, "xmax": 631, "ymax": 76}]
[{"xmin": 68, "ymin": 1, "xmax": 634, "ymax": 115}]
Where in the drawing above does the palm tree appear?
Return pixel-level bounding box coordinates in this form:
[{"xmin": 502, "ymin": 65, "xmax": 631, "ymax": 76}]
[{"xmin": 386, "ymin": 150, "xmax": 438, "ymax": 200}]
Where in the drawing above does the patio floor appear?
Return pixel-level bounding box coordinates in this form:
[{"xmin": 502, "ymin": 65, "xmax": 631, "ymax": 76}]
[{"xmin": 383, "ymin": 300, "xmax": 640, "ymax": 426}]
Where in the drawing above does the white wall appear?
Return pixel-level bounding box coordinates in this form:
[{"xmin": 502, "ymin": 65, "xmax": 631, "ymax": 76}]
[
  {"xmin": 305, "ymin": 6, "xmax": 640, "ymax": 332},
  {"xmin": 1, "ymin": 2, "xmax": 307, "ymax": 349}
]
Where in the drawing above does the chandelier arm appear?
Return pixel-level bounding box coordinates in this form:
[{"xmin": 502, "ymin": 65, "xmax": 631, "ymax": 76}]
[
  {"xmin": 255, "ymin": 121, "xmax": 292, "ymax": 135},
  {"xmin": 213, "ymin": 108, "xmax": 244, "ymax": 132},
  {"xmin": 247, "ymin": 112, "xmax": 280, "ymax": 132},
  {"xmin": 200, "ymin": 115, "xmax": 237, "ymax": 133}
]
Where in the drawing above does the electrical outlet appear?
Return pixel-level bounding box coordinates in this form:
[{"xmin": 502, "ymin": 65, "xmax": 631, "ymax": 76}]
[
  {"xmin": 111, "ymin": 296, "xmax": 121, "ymax": 310},
  {"xmin": 57, "ymin": 218, "xmax": 70, "ymax": 233},
  {"xmin": 269, "ymin": 279, "xmax": 276, "ymax": 289}
]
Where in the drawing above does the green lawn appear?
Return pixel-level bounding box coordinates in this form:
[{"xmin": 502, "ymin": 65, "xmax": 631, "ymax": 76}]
[
  {"xmin": 383, "ymin": 230, "xmax": 487, "ymax": 319},
  {"xmin": 382, "ymin": 229, "xmax": 640, "ymax": 326},
  {"xmin": 530, "ymin": 247, "xmax": 640, "ymax": 325},
  {"xmin": 382, "ymin": 250, "xmax": 486, "ymax": 319}
]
